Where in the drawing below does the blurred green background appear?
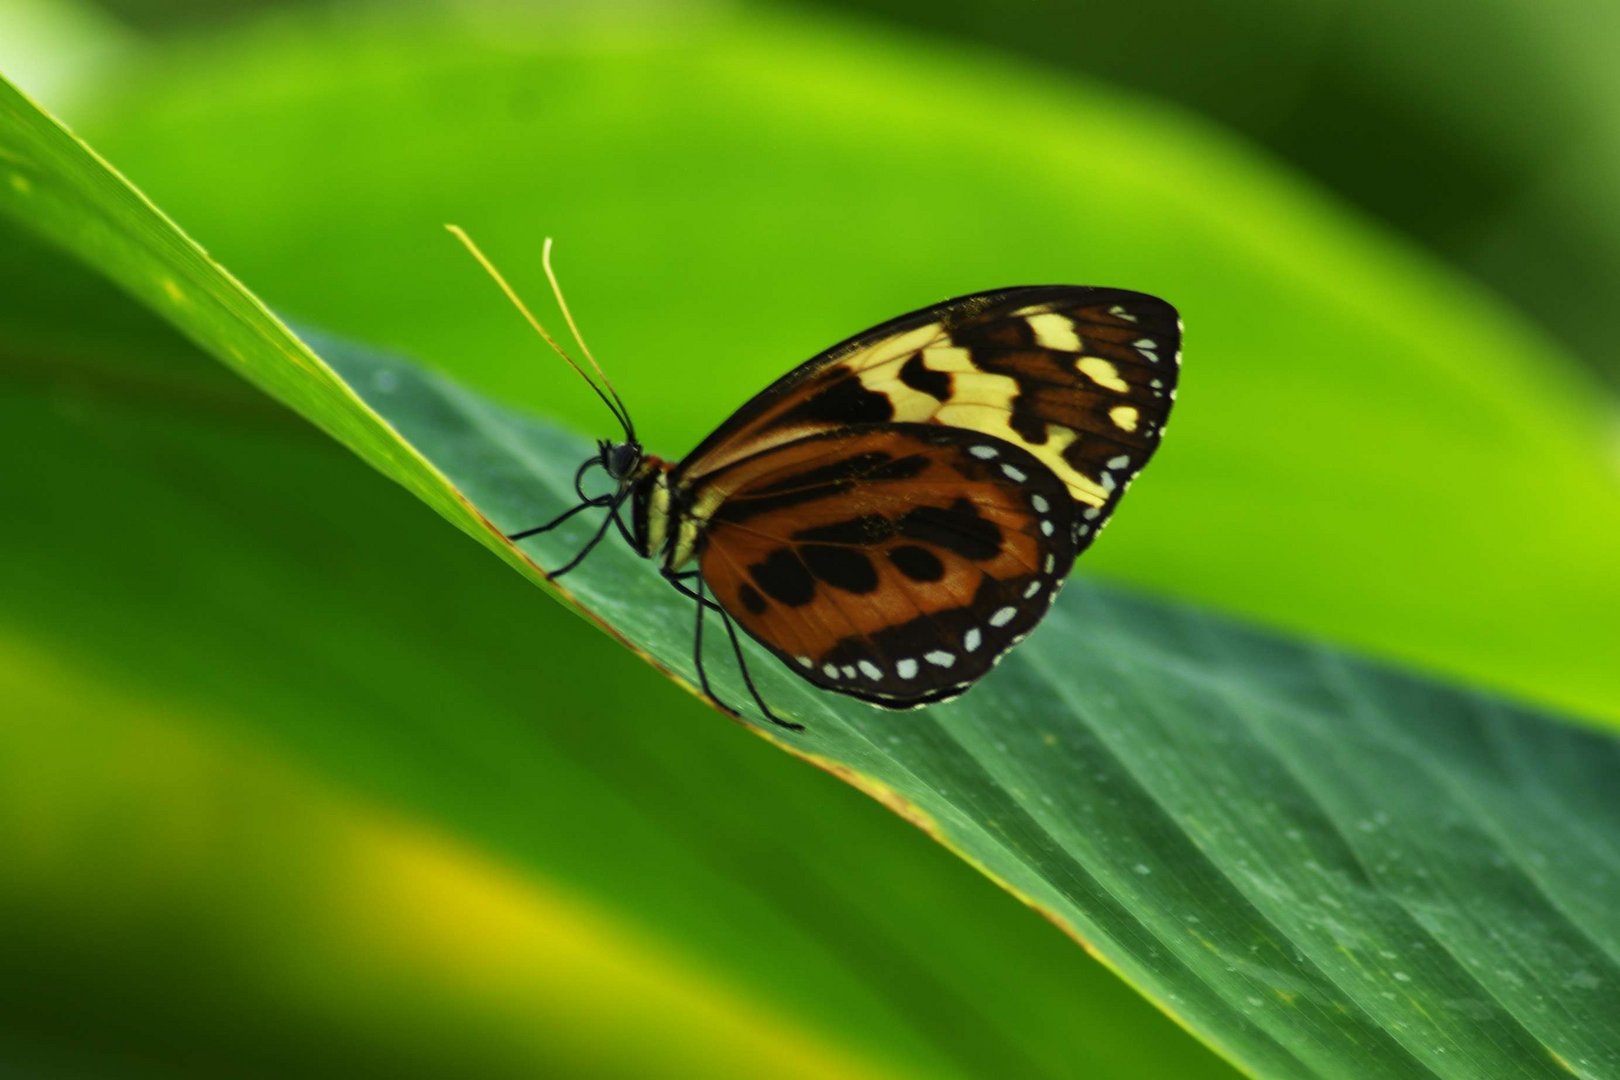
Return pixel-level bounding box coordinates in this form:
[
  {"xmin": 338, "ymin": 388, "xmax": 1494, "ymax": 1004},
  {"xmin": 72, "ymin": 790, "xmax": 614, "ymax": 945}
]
[{"xmin": 2, "ymin": 0, "xmax": 1617, "ymax": 1077}]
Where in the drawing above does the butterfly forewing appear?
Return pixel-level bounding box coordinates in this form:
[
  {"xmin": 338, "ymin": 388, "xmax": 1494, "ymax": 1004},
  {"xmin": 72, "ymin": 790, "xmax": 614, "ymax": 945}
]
[
  {"xmin": 694, "ymin": 424, "xmax": 1079, "ymax": 706},
  {"xmin": 673, "ymin": 286, "xmax": 1179, "ymax": 549}
]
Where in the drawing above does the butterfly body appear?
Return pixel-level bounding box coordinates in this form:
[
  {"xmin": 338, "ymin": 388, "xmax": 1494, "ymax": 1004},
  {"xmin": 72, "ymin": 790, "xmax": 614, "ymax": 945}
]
[{"xmin": 544, "ymin": 285, "xmax": 1181, "ymax": 725}]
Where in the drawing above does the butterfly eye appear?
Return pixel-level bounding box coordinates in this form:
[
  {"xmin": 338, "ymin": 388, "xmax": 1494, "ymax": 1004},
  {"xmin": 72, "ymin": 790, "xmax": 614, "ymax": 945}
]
[{"xmin": 605, "ymin": 442, "xmax": 641, "ymax": 480}]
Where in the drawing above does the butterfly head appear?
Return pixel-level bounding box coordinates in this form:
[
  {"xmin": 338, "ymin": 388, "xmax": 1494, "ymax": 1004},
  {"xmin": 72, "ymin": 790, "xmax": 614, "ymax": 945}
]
[
  {"xmin": 597, "ymin": 438, "xmax": 644, "ymax": 484},
  {"xmin": 594, "ymin": 439, "xmax": 674, "ymax": 562}
]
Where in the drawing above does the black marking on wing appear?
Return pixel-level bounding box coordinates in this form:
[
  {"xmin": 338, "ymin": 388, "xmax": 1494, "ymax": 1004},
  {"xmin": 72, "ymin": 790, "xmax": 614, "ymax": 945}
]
[
  {"xmin": 791, "ymin": 515, "xmax": 894, "ymax": 545},
  {"xmin": 749, "ymin": 453, "xmax": 893, "ymax": 494},
  {"xmin": 951, "ymin": 316, "xmax": 1036, "ymax": 350},
  {"xmin": 748, "ymin": 549, "xmax": 815, "ymax": 606},
  {"xmin": 778, "ymin": 372, "xmax": 893, "ymax": 426},
  {"xmin": 896, "ymin": 499, "xmax": 1001, "ymax": 561},
  {"xmin": 800, "ymin": 544, "xmax": 880, "ymax": 594},
  {"xmin": 714, "ymin": 452, "xmax": 929, "ymax": 525},
  {"xmin": 888, "ymin": 544, "xmax": 945, "ymax": 583},
  {"xmin": 899, "ymin": 353, "xmax": 951, "ymax": 400}
]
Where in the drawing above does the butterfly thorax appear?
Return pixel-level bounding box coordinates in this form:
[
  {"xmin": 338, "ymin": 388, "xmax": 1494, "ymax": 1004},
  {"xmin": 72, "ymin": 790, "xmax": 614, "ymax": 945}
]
[
  {"xmin": 622, "ymin": 453, "xmax": 681, "ymax": 563},
  {"xmin": 600, "ymin": 438, "xmax": 706, "ymax": 568}
]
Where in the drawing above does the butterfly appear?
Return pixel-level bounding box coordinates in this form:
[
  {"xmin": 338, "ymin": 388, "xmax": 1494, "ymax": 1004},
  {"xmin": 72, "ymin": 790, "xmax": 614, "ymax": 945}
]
[{"xmin": 449, "ymin": 228, "xmax": 1179, "ymax": 732}]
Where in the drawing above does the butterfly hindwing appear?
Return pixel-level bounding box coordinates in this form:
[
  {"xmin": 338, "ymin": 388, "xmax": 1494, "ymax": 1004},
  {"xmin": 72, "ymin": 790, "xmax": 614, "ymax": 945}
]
[
  {"xmin": 673, "ymin": 286, "xmax": 1179, "ymax": 551},
  {"xmin": 694, "ymin": 423, "xmax": 1079, "ymax": 707}
]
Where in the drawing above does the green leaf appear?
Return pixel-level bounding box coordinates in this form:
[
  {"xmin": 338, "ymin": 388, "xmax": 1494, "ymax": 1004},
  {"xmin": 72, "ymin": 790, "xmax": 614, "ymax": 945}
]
[
  {"xmin": 321, "ymin": 331, "xmax": 1620, "ymax": 1079},
  {"xmin": 5, "ymin": 7, "xmax": 1620, "ymax": 1077}
]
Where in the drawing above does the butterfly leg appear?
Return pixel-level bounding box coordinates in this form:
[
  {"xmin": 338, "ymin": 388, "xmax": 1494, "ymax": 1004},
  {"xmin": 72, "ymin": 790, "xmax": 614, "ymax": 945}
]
[
  {"xmin": 713, "ymin": 602, "xmax": 802, "ymax": 732},
  {"xmin": 506, "ymin": 495, "xmax": 610, "ymax": 541},
  {"xmin": 607, "ymin": 501, "xmax": 639, "ymax": 550},
  {"xmin": 572, "ymin": 456, "xmax": 605, "ymax": 502},
  {"xmin": 508, "ymin": 458, "xmax": 612, "ymax": 541},
  {"xmin": 661, "ymin": 571, "xmax": 801, "ymax": 731},
  {"xmin": 544, "ymin": 489, "xmax": 631, "ymax": 581},
  {"xmin": 663, "ymin": 570, "xmax": 802, "ymax": 733},
  {"xmin": 661, "ymin": 570, "xmax": 723, "ymax": 612},
  {"xmin": 681, "ymin": 571, "xmax": 744, "ymax": 720}
]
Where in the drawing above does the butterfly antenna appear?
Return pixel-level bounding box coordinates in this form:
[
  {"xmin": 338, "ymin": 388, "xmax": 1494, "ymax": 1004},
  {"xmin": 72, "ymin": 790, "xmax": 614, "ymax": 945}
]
[
  {"xmin": 445, "ymin": 224, "xmax": 633, "ymax": 440},
  {"xmin": 543, "ymin": 237, "xmax": 636, "ymax": 441}
]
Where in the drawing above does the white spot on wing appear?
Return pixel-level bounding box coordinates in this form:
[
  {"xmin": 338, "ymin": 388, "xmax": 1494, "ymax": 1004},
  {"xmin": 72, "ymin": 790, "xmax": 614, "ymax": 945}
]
[
  {"xmin": 1109, "ymin": 304, "xmax": 1137, "ymax": 322},
  {"xmin": 1106, "ymin": 454, "xmax": 1130, "ymax": 469},
  {"xmin": 970, "ymin": 445, "xmax": 998, "ymax": 460},
  {"xmin": 1024, "ymin": 581, "xmax": 1042, "ymax": 598},
  {"xmin": 1000, "ymin": 463, "xmax": 1027, "ymax": 482},
  {"xmin": 1031, "ymin": 494, "xmax": 1049, "ymax": 513},
  {"xmin": 858, "ymin": 660, "xmax": 882, "ymax": 680},
  {"xmin": 990, "ymin": 606, "xmax": 1017, "ymax": 627},
  {"xmin": 796, "ymin": 655, "xmax": 813, "ymax": 668},
  {"xmin": 822, "ymin": 663, "xmax": 839, "ymax": 679},
  {"xmin": 1040, "ymin": 520, "xmax": 1054, "ymax": 536},
  {"xmin": 964, "ymin": 628, "xmax": 982, "ymax": 652},
  {"xmin": 896, "ymin": 658, "xmax": 919, "ymax": 679},
  {"xmin": 925, "ymin": 650, "xmax": 956, "ymax": 668}
]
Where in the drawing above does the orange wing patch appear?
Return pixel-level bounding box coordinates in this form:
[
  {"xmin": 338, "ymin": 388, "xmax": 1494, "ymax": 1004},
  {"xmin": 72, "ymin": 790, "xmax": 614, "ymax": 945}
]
[{"xmin": 694, "ymin": 423, "xmax": 1077, "ymax": 706}]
